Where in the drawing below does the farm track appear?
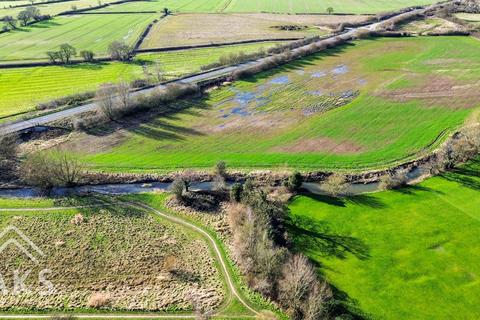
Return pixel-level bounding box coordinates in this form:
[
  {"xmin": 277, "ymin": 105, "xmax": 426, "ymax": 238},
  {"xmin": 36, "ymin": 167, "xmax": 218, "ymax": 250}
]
[
  {"xmin": 0, "ymin": 1, "xmax": 449, "ymax": 136},
  {"xmin": 0, "ymin": 201, "xmax": 259, "ymax": 319}
]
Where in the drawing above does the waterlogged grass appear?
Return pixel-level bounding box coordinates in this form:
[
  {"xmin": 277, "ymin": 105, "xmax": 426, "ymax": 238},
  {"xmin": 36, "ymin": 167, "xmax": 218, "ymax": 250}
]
[
  {"xmin": 0, "ymin": 14, "xmax": 156, "ymax": 62},
  {"xmin": 68, "ymin": 36, "xmax": 480, "ymax": 172},
  {"xmin": 0, "ymin": 42, "xmax": 282, "ymax": 119},
  {"xmin": 288, "ymin": 159, "xmax": 480, "ymax": 319}
]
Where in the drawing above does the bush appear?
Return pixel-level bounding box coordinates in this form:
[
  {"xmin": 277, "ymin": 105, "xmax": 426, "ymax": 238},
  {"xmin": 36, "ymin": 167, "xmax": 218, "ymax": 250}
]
[
  {"xmin": 21, "ymin": 152, "xmax": 84, "ymax": 190},
  {"xmin": 230, "ymin": 183, "xmax": 243, "ymax": 202},
  {"xmin": 108, "ymin": 41, "xmax": 132, "ymax": 61},
  {"xmin": 284, "ymin": 171, "xmax": 303, "ymax": 192},
  {"xmin": 171, "ymin": 177, "xmax": 186, "ymax": 200},
  {"xmin": 87, "ymin": 292, "xmax": 111, "ymax": 308},
  {"xmin": 322, "ymin": 173, "xmax": 348, "ymax": 197},
  {"xmin": 80, "ymin": 50, "xmax": 95, "ymax": 62},
  {"xmin": 378, "ymin": 171, "xmax": 408, "ymax": 190},
  {"xmin": 215, "ymin": 161, "xmax": 227, "ymax": 178}
]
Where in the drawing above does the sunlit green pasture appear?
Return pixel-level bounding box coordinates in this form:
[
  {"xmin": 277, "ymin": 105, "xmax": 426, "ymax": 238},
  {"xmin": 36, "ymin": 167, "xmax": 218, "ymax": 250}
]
[
  {"xmin": 0, "ymin": 14, "xmax": 156, "ymax": 62},
  {"xmin": 288, "ymin": 158, "xmax": 480, "ymax": 319},
  {"xmin": 65, "ymin": 36, "xmax": 480, "ymax": 172}
]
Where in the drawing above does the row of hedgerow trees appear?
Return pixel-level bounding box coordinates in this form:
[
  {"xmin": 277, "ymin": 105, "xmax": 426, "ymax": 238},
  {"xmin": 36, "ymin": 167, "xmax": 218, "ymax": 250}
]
[
  {"xmin": 46, "ymin": 41, "xmax": 132, "ymax": 64},
  {"xmin": 2, "ymin": 6, "xmax": 50, "ymax": 31}
]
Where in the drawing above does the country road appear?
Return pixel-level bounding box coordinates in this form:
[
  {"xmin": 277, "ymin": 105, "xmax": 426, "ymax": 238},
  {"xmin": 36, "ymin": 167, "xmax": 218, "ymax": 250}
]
[
  {"xmin": 0, "ymin": 201, "xmax": 259, "ymax": 319},
  {"xmin": 0, "ymin": 1, "xmax": 444, "ymax": 137}
]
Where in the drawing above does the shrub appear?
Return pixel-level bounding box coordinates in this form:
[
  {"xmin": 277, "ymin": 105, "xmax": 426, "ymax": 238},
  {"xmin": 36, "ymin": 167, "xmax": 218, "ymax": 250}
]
[
  {"xmin": 87, "ymin": 292, "xmax": 111, "ymax": 308},
  {"xmin": 80, "ymin": 50, "xmax": 95, "ymax": 62},
  {"xmin": 0, "ymin": 135, "xmax": 17, "ymax": 161},
  {"xmin": 171, "ymin": 177, "xmax": 186, "ymax": 200},
  {"xmin": 215, "ymin": 161, "xmax": 227, "ymax": 178},
  {"xmin": 108, "ymin": 41, "xmax": 132, "ymax": 61},
  {"xmin": 322, "ymin": 173, "xmax": 348, "ymax": 197},
  {"xmin": 284, "ymin": 171, "xmax": 303, "ymax": 192},
  {"xmin": 212, "ymin": 174, "xmax": 226, "ymax": 191},
  {"xmin": 230, "ymin": 183, "xmax": 243, "ymax": 202},
  {"xmin": 21, "ymin": 151, "xmax": 84, "ymax": 189},
  {"xmin": 378, "ymin": 171, "xmax": 408, "ymax": 190}
]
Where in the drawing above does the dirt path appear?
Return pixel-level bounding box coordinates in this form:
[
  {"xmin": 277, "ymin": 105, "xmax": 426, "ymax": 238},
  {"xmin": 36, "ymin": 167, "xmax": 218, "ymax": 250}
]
[{"xmin": 0, "ymin": 202, "xmax": 259, "ymax": 319}]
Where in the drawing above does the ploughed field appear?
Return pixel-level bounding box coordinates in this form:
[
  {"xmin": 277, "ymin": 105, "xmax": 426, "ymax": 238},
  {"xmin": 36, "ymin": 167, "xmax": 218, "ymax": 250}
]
[
  {"xmin": 0, "ymin": 42, "xmax": 283, "ymax": 119},
  {"xmin": 288, "ymin": 158, "xmax": 480, "ymax": 319},
  {"xmin": 63, "ymin": 36, "xmax": 480, "ymax": 172},
  {"xmin": 0, "ymin": 198, "xmax": 225, "ymax": 311}
]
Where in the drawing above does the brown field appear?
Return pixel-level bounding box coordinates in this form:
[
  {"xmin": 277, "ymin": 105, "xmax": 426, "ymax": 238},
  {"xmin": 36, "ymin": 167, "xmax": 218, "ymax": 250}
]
[
  {"xmin": 398, "ymin": 17, "xmax": 466, "ymax": 34},
  {"xmin": 0, "ymin": 206, "xmax": 224, "ymax": 311},
  {"xmin": 140, "ymin": 13, "xmax": 348, "ymax": 48}
]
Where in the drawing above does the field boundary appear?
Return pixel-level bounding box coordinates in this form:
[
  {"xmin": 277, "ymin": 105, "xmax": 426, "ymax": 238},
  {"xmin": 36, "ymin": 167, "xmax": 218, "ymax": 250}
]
[{"xmin": 136, "ymin": 37, "xmax": 302, "ymax": 53}]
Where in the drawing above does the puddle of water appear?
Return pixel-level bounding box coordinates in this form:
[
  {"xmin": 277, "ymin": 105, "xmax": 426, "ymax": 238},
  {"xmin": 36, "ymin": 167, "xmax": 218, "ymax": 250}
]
[
  {"xmin": 309, "ymin": 90, "xmax": 323, "ymax": 96},
  {"xmin": 231, "ymin": 107, "xmax": 250, "ymax": 116},
  {"xmin": 296, "ymin": 70, "xmax": 305, "ymax": 75},
  {"xmin": 311, "ymin": 71, "xmax": 327, "ymax": 78},
  {"xmin": 358, "ymin": 79, "xmax": 368, "ymax": 85},
  {"xmin": 331, "ymin": 65, "xmax": 349, "ymax": 75},
  {"xmin": 269, "ymin": 75, "xmax": 290, "ymax": 84}
]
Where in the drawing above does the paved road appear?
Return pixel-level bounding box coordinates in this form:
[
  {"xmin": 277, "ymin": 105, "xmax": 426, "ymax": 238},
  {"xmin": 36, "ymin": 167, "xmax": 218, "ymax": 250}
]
[{"xmin": 0, "ymin": 2, "xmax": 442, "ymax": 136}]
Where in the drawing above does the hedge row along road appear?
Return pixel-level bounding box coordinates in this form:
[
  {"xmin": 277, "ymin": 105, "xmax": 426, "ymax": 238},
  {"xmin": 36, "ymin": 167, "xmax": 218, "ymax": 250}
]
[{"xmin": 0, "ymin": 1, "xmax": 449, "ymax": 137}]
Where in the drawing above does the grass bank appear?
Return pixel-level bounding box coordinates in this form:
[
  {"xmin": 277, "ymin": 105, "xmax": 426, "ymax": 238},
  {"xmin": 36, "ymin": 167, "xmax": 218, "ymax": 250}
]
[{"xmin": 288, "ymin": 158, "xmax": 480, "ymax": 319}]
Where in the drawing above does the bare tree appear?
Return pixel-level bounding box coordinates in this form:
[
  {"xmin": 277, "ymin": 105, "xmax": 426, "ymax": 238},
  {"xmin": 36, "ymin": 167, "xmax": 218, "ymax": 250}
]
[
  {"xmin": 187, "ymin": 292, "xmax": 214, "ymax": 320},
  {"xmin": 108, "ymin": 41, "xmax": 131, "ymax": 61},
  {"xmin": 52, "ymin": 152, "xmax": 83, "ymax": 187},
  {"xmin": 278, "ymin": 254, "xmax": 317, "ymax": 312},
  {"xmin": 80, "ymin": 50, "xmax": 95, "ymax": 62},
  {"xmin": 96, "ymin": 84, "xmax": 117, "ymax": 120},
  {"xmin": 154, "ymin": 59, "xmax": 164, "ymax": 82},
  {"xmin": 17, "ymin": 10, "xmax": 31, "ymax": 26},
  {"xmin": 116, "ymin": 81, "xmax": 131, "ymax": 114},
  {"xmin": 21, "ymin": 151, "xmax": 83, "ymax": 189},
  {"xmin": 303, "ymin": 281, "xmax": 332, "ymax": 320}
]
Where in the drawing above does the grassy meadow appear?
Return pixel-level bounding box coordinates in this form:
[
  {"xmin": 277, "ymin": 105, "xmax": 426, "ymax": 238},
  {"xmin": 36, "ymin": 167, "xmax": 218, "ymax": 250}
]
[
  {"xmin": 0, "ymin": 0, "xmax": 120, "ymax": 17},
  {"xmin": 89, "ymin": 0, "xmax": 436, "ymax": 14},
  {"xmin": 0, "ymin": 42, "xmax": 282, "ymax": 119},
  {"xmin": 223, "ymin": 0, "xmax": 436, "ymax": 14},
  {"xmin": 0, "ymin": 14, "xmax": 156, "ymax": 62},
  {"xmin": 62, "ymin": 36, "xmax": 480, "ymax": 172},
  {"xmin": 288, "ymin": 158, "xmax": 480, "ymax": 319}
]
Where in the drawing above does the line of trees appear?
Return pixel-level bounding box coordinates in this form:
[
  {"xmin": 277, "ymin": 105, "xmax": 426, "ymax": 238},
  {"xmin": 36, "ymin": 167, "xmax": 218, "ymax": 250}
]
[
  {"xmin": 2, "ymin": 6, "xmax": 50, "ymax": 32},
  {"xmin": 226, "ymin": 180, "xmax": 334, "ymax": 319}
]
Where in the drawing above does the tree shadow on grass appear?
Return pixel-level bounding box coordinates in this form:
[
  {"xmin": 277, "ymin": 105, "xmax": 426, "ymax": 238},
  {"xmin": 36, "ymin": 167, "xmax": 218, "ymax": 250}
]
[
  {"xmin": 287, "ymin": 213, "xmax": 371, "ymax": 319},
  {"xmin": 392, "ymin": 184, "xmax": 444, "ymax": 196},
  {"xmin": 288, "ymin": 214, "xmax": 370, "ymax": 261},
  {"xmin": 298, "ymin": 191, "xmax": 387, "ymax": 209},
  {"xmin": 440, "ymin": 162, "xmax": 480, "ymax": 191}
]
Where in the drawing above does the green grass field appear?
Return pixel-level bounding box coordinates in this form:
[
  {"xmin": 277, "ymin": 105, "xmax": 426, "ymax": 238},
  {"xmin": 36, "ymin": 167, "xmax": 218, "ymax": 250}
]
[
  {"xmin": 0, "ymin": 42, "xmax": 282, "ymax": 119},
  {"xmin": 0, "ymin": 13, "xmax": 156, "ymax": 62},
  {"xmin": 63, "ymin": 36, "xmax": 480, "ymax": 172},
  {"xmin": 90, "ymin": 0, "xmax": 435, "ymax": 14},
  {"xmin": 0, "ymin": 0, "xmax": 120, "ymax": 17},
  {"xmin": 288, "ymin": 158, "xmax": 480, "ymax": 319},
  {"xmin": 222, "ymin": 0, "xmax": 436, "ymax": 14}
]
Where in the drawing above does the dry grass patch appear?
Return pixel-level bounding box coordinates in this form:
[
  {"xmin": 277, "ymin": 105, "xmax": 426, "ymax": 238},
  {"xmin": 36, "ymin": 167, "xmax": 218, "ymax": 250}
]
[
  {"xmin": 0, "ymin": 207, "xmax": 224, "ymax": 311},
  {"xmin": 141, "ymin": 13, "xmax": 328, "ymax": 48},
  {"xmin": 381, "ymin": 74, "xmax": 480, "ymax": 109},
  {"xmin": 398, "ymin": 17, "xmax": 466, "ymax": 34}
]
